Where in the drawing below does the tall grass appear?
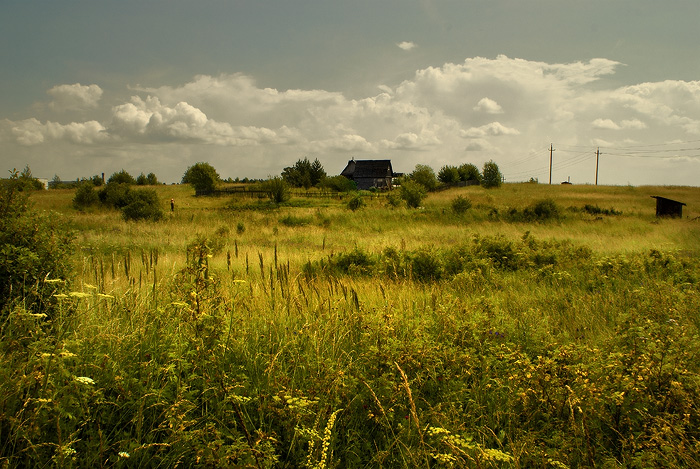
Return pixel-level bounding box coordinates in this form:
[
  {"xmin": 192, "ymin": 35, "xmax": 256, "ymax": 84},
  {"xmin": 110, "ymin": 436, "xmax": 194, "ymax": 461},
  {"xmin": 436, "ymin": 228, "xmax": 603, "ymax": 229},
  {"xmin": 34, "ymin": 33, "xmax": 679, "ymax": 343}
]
[{"xmin": 2, "ymin": 183, "xmax": 698, "ymax": 466}]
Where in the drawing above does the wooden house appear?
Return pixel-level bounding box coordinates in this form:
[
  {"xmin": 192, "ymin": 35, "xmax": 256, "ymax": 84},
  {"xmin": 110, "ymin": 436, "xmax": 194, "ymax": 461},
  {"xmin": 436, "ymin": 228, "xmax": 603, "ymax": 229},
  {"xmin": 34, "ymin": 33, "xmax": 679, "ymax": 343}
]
[
  {"xmin": 340, "ymin": 159, "xmax": 396, "ymax": 190},
  {"xmin": 651, "ymin": 196, "xmax": 686, "ymax": 218}
]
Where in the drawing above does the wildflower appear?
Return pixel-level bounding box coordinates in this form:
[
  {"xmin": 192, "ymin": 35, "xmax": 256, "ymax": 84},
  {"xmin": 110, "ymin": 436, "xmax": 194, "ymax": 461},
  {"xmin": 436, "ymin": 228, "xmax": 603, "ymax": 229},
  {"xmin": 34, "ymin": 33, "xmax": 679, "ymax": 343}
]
[
  {"xmin": 75, "ymin": 376, "xmax": 95, "ymax": 385},
  {"xmin": 118, "ymin": 451, "xmax": 130, "ymax": 458}
]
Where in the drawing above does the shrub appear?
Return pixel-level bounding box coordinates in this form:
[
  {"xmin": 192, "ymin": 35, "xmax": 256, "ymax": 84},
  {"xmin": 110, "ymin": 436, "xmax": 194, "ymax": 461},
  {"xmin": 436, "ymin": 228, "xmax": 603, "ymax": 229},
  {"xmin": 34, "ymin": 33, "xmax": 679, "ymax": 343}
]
[
  {"xmin": 262, "ymin": 177, "xmax": 290, "ymax": 204},
  {"xmin": 481, "ymin": 160, "xmax": 503, "ymax": 188},
  {"xmin": 72, "ymin": 182, "xmax": 99, "ymax": 210},
  {"xmin": 98, "ymin": 182, "xmax": 132, "ymax": 208},
  {"xmin": 409, "ymin": 249, "xmax": 443, "ymax": 281},
  {"xmin": 331, "ymin": 247, "xmax": 375, "ymax": 275},
  {"xmin": 182, "ymin": 162, "xmax": 220, "ymax": 194},
  {"xmin": 121, "ymin": 189, "xmax": 164, "ymax": 221},
  {"xmin": 0, "ymin": 170, "xmax": 73, "ymax": 317},
  {"xmin": 386, "ymin": 190, "xmax": 402, "ymax": 208},
  {"xmin": 451, "ymin": 195, "xmax": 472, "ymax": 214},
  {"xmin": 347, "ymin": 193, "xmax": 365, "ymax": 211},
  {"xmin": 321, "ymin": 175, "xmax": 357, "ymax": 192},
  {"xmin": 400, "ymin": 179, "xmax": 427, "ymax": 208}
]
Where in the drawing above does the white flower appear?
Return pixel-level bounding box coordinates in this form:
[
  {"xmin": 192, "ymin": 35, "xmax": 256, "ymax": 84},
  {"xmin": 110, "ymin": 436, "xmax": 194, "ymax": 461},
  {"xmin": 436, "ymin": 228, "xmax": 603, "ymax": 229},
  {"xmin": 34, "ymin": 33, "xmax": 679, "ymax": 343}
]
[{"xmin": 75, "ymin": 376, "xmax": 95, "ymax": 385}]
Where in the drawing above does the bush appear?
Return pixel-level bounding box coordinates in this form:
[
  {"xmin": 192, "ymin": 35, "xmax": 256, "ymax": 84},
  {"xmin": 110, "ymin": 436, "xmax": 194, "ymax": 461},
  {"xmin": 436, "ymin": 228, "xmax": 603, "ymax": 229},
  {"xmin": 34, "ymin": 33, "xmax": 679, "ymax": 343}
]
[
  {"xmin": 400, "ymin": 179, "xmax": 427, "ymax": 208},
  {"xmin": 121, "ymin": 189, "xmax": 164, "ymax": 221},
  {"xmin": 182, "ymin": 162, "xmax": 220, "ymax": 194},
  {"xmin": 481, "ymin": 160, "xmax": 503, "ymax": 188},
  {"xmin": 262, "ymin": 177, "xmax": 290, "ymax": 204},
  {"xmin": 98, "ymin": 182, "xmax": 132, "ymax": 208},
  {"xmin": 0, "ymin": 170, "xmax": 73, "ymax": 316},
  {"xmin": 321, "ymin": 175, "xmax": 357, "ymax": 192},
  {"xmin": 72, "ymin": 182, "xmax": 99, "ymax": 210},
  {"xmin": 347, "ymin": 193, "xmax": 365, "ymax": 211},
  {"xmin": 451, "ymin": 195, "xmax": 472, "ymax": 214}
]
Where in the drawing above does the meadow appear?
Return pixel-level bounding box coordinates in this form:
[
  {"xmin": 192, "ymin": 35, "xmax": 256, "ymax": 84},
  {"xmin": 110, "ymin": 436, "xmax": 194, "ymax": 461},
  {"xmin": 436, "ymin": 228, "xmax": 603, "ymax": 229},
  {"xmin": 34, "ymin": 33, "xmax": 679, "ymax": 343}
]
[{"xmin": 2, "ymin": 182, "xmax": 699, "ymax": 468}]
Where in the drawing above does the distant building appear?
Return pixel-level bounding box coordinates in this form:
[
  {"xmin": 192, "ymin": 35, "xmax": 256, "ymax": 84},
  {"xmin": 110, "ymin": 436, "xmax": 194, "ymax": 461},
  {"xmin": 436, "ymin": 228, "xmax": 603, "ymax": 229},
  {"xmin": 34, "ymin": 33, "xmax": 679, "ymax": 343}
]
[
  {"xmin": 340, "ymin": 159, "xmax": 396, "ymax": 190},
  {"xmin": 651, "ymin": 196, "xmax": 686, "ymax": 218}
]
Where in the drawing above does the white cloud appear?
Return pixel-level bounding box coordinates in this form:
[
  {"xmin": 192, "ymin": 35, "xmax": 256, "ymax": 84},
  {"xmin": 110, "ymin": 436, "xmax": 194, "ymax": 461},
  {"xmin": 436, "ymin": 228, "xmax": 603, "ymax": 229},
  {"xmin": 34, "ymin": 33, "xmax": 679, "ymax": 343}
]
[
  {"xmin": 473, "ymin": 97, "xmax": 503, "ymax": 114},
  {"xmin": 461, "ymin": 122, "xmax": 520, "ymax": 138},
  {"xmin": 397, "ymin": 41, "xmax": 417, "ymax": 51},
  {"xmin": 8, "ymin": 118, "xmax": 106, "ymax": 145},
  {"xmin": 3, "ymin": 56, "xmax": 700, "ymax": 185},
  {"xmin": 110, "ymin": 95, "xmax": 290, "ymax": 145},
  {"xmin": 48, "ymin": 83, "xmax": 103, "ymax": 111}
]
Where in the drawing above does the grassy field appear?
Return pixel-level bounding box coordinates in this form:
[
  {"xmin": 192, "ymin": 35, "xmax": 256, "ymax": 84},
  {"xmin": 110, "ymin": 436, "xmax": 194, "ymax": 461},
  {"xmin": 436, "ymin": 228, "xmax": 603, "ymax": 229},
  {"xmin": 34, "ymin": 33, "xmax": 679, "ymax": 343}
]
[{"xmin": 2, "ymin": 182, "xmax": 700, "ymax": 467}]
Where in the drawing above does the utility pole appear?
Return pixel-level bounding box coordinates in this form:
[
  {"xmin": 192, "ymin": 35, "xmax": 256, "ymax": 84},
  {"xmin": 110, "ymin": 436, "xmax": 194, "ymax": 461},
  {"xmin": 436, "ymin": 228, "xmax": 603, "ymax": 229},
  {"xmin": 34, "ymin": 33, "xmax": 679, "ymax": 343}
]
[
  {"xmin": 549, "ymin": 144, "xmax": 555, "ymax": 184},
  {"xmin": 595, "ymin": 147, "xmax": 601, "ymax": 185}
]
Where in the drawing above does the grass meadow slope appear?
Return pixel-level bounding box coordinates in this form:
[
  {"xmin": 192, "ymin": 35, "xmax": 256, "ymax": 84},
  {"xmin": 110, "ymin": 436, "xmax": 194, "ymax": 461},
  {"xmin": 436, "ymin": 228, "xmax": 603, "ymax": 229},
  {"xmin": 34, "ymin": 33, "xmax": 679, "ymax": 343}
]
[{"xmin": 2, "ymin": 182, "xmax": 699, "ymax": 467}]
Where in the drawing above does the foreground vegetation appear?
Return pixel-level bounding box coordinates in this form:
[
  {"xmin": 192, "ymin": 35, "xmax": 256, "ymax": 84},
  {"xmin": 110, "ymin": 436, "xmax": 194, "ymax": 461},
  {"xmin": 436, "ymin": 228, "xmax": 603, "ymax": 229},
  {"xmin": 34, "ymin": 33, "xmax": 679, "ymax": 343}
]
[{"xmin": 2, "ymin": 180, "xmax": 699, "ymax": 467}]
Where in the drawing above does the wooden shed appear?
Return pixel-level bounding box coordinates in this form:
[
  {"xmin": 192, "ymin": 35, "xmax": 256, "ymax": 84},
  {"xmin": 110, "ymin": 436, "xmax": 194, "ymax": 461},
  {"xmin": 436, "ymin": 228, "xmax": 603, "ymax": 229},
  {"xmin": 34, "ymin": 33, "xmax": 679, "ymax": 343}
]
[
  {"xmin": 651, "ymin": 196, "xmax": 686, "ymax": 218},
  {"xmin": 340, "ymin": 159, "xmax": 396, "ymax": 190}
]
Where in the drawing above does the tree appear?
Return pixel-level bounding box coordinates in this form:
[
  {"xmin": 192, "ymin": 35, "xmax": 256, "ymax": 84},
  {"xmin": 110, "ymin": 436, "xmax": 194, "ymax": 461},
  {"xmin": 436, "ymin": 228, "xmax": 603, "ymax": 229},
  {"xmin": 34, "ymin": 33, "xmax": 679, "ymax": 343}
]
[
  {"xmin": 136, "ymin": 172, "xmax": 159, "ymax": 185},
  {"xmin": 108, "ymin": 169, "xmax": 136, "ymax": 185},
  {"xmin": 12, "ymin": 165, "xmax": 44, "ymax": 191},
  {"xmin": 457, "ymin": 163, "xmax": 482, "ymax": 183},
  {"xmin": 482, "ymin": 160, "xmax": 503, "ymax": 188},
  {"xmin": 281, "ymin": 157, "xmax": 326, "ymax": 188},
  {"xmin": 182, "ymin": 162, "xmax": 220, "ymax": 194},
  {"xmin": 437, "ymin": 165, "xmax": 460, "ymax": 184},
  {"xmin": 408, "ymin": 164, "xmax": 438, "ymax": 191}
]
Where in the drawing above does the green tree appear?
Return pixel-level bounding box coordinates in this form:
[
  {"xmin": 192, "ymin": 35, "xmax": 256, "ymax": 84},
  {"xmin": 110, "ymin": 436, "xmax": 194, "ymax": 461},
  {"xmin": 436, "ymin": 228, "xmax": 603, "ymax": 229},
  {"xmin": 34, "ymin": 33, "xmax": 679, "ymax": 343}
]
[
  {"xmin": 482, "ymin": 160, "xmax": 503, "ymax": 188},
  {"xmin": 12, "ymin": 165, "xmax": 44, "ymax": 191},
  {"xmin": 98, "ymin": 182, "xmax": 133, "ymax": 208},
  {"xmin": 457, "ymin": 163, "xmax": 482, "ymax": 183},
  {"xmin": 146, "ymin": 172, "xmax": 159, "ymax": 185},
  {"xmin": 437, "ymin": 165, "xmax": 460, "ymax": 184},
  {"xmin": 408, "ymin": 164, "xmax": 438, "ymax": 191},
  {"xmin": 182, "ymin": 162, "xmax": 220, "ymax": 194},
  {"xmin": 281, "ymin": 157, "xmax": 326, "ymax": 188},
  {"xmin": 108, "ymin": 169, "xmax": 136, "ymax": 185}
]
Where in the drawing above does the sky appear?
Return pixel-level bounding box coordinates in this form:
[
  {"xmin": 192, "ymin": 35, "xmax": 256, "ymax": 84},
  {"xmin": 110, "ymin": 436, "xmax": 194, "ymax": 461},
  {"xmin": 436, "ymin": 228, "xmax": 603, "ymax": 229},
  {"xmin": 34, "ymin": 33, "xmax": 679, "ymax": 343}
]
[{"xmin": 2, "ymin": 1, "xmax": 700, "ymax": 186}]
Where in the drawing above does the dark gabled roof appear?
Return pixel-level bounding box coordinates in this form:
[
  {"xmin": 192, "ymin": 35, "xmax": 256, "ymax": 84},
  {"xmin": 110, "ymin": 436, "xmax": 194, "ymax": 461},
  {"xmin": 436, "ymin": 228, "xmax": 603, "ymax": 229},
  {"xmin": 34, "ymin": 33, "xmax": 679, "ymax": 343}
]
[{"xmin": 341, "ymin": 160, "xmax": 393, "ymax": 178}]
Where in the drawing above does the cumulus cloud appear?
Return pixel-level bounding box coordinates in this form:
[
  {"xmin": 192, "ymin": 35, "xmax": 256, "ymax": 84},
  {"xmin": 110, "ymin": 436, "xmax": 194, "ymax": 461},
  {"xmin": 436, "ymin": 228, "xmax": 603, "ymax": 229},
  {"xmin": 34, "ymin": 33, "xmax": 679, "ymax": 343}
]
[
  {"xmin": 3, "ymin": 56, "xmax": 700, "ymax": 185},
  {"xmin": 461, "ymin": 122, "xmax": 520, "ymax": 138},
  {"xmin": 48, "ymin": 83, "xmax": 103, "ymax": 110},
  {"xmin": 397, "ymin": 41, "xmax": 417, "ymax": 51},
  {"xmin": 110, "ymin": 95, "xmax": 290, "ymax": 145},
  {"xmin": 8, "ymin": 118, "xmax": 106, "ymax": 145},
  {"xmin": 473, "ymin": 97, "xmax": 503, "ymax": 114}
]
